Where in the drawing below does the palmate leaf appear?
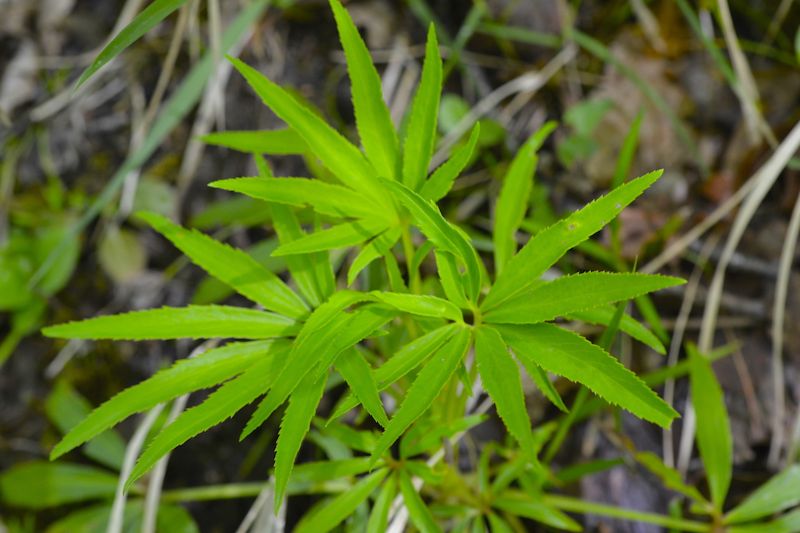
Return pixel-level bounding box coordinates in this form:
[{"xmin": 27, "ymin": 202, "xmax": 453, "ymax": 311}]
[
  {"xmin": 272, "ymin": 218, "xmax": 390, "ymax": 256},
  {"xmin": 42, "ymin": 305, "xmax": 299, "ymax": 340},
  {"xmin": 497, "ymin": 323, "xmax": 678, "ymax": 428},
  {"xmin": 383, "ymin": 179, "xmax": 481, "ymax": 300},
  {"xmin": 75, "ymin": 0, "xmax": 189, "ymax": 89},
  {"xmin": 688, "ymin": 343, "xmax": 732, "ymax": 510},
  {"xmin": 201, "ymin": 128, "xmax": 307, "ymax": 154},
  {"xmin": 210, "ymin": 177, "xmax": 382, "ymax": 219},
  {"xmin": 51, "ymin": 340, "xmax": 277, "ymax": 460},
  {"xmin": 126, "ymin": 344, "xmax": 290, "ymax": 487},
  {"xmin": 274, "ymin": 371, "xmax": 329, "ymax": 507},
  {"xmin": 402, "ymin": 24, "xmax": 443, "ymax": 192},
  {"xmin": 330, "ymin": 0, "xmax": 398, "ymax": 180},
  {"xmin": 421, "ymin": 124, "xmax": 480, "ymax": 202},
  {"xmin": 295, "ymin": 468, "xmax": 389, "ymax": 533},
  {"xmin": 484, "ymin": 272, "xmax": 684, "ymax": 325},
  {"xmin": 138, "ymin": 211, "xmax": 308, "ymax": 319},
  {"xmin": 493, "ymin": 122, "xmax": 556, "ymax": 274},
  {"xmin": 335, "ymin": 348, "xmax": 389, "ymax": 427},
  {"xmin": 474, "ymin": 327, "xmax": 536, "ymax": 455},
  {"xmin": 482, "ymin": 170, "xmax": 663, "ymax": 311},
  {"xmin": 370, "ymin": 326, "xmax": 470, "ymax": 463},
  {"xmin": 228, "ymin": 57, "xmax": 391, "ymax": 209}
]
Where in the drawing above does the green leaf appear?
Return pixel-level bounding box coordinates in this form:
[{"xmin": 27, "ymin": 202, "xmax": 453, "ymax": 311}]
[
  {"xmin": 270, "ymin": 204, "xmax": 333, "ymax": 307},
  {"xmin": 370, "ymin": 326, "xmax": 470, "ymax": 462},
  {"xmin": 568, "ymin": 307, "xmax": 666, "ymax": 354},
  {"xmin": 45, "ymin": 381, "xmax": 126, "ymax": 469},
  {"xmin": 635, "ymin": 452, "xmax": 707, "ymax": 504},
  {"xmin": 201, "ymin": 128, "xmax": 307, "ymax": 154},
  {"xmin": 522, "ymin": 360, "xmax": 567, "ymax": 413},
  {"xmin": 138, "ymin": 211, "xmax": 308, "ymax": 319},
  {"xmin": 474, "ymin": 327, "xmax": 536, "ymax": 456},
  {"xmin": 497, "ymin": 323, "xmax": 678, "ymax": 428},
  {"xmin": 127, "ymin": 345, "xmax": 290, "ymax": 487},
  {"xmin": 483, "ymin": 170, "xmax": 663, "ymax": 311},
  {"xmin": 228, "ymin": 57, "xmax": 388, "ymax": 205},
  {"xmin": 487, "ymin": 513, "xmax": 514, "ymax": 533},
  {"xmin": 347, "ymin": 228, "xmax": 401, "ymax": 285},
  {"xmin": 688, "ymin": 343, "xmax": 732, "ymax": 510},
  {"xmin": 728, "ymin": 509, "xmax": 800, "ymax": 533},
  {"xmin": 242, "ymin": 296, "xmax": 395, "ymax": 439},
  {"xmin": 421, "ymin": 124, "xmax": 480, "ymax": 202},
  {"xmin": 435, "ymin": 250, "xmax": 470, "ymax": 309},
  {"xmin": 493, "ymin": 122, "xmax": 556, "ymax": 274},
  {"xmin": 493, "ymin": 491, "xmax": 580, "ymax": 531},
  {"xmin": 383, "ymin": 179, "xmax": 481, "ymax": 300},
  {"xmin": 0, "ymin": 462, "xmax": 118, "ymax": 509},
  {"xmin": 75, "ymin": 0, "xmax": 189, "ymax": 89},
  {"xmin": 42, "ymin": 305, "xmax": 299, "ymax": 340},
  {"xmin": 210, "ymin": 177, "xmax": 381, "ymax": 219},
  {"xmin": 51, "ymin": 340, "xmax": 276, "ymax": 460},
  {"xmin": 274, "ymin": 372, "xmax": 329, "ymax": 507},
  {"xmin": 330, "ymin": 0, "xmax": 399, "ymax": 180},
  {"xmin": 484, "ymin": 272, "xmax": 684, "ymax": 325},
  {"xmin": 295, "ymin": 468, "xmax": 389, "ymax": 533},
  {"xmin": 272, "ymin": 218, "xmax": 389, "ymax": 256},
  {"xmin": 335, "ymin": 348, "xmax": 389, "ymax": 427},
  {"xmin": 367, "ymin": 474, "xmax": 396, "ymax": 533},
  {"xmin": 402, "ymin": 24, "xmax": 443, "ymax": 191},
  {"xmin": 329, "ymin": 324, "xmax": 459, "ymax": 420},
  {"xmin": 725, "ymin": 465, "xmax": 800, "ymax": 524},
  {"xmin": 399, "ymin": 470, "xmax": 442, "ymax": 533},
  {"xmin": 45, "ymin": 501, "xmax": 198, "ymax": 533},
  {"xmin": 370, "ymin": 291, "xmax": 462, "ymax": 321}
]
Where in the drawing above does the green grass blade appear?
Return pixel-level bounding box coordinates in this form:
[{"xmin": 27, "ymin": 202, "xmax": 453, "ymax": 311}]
[
  {"xmin": 421, "ymin": 124, "xmax": 480, "ymax": 202},
  {"xmin": 50, "ymin": 340, "xmax": 275, "ymax": 460},
  {"xmin": 228, "ymin": 57, "xmax": 387, "ymax": 204},
  {"xmin": 483, "ymin": 170, "xmax": 662, "ymax": 311},
  {"xmin": 370, "ymin": 291, "xmax": 462, "ymax": 321},
  {"xmin": 402, "ymin": 25, "xmax": 443, "ymax": 191},
  {"xmin": 42, "ymin": 305, "xmax": 299, "ymax": 340},
  {"xmin": 138, "ymin": 211, "xmax": 308, "ymax": 319},
  {"xmin": 330, "ymin": 0, "xmax": 399, "ymax": 180},
  {"xmin": 568, "ymin": 307, "xmax": 666, "ymax": 354},
  {"xmin": 274, "ymin": 371, "xmax": 328, "ymax": 507},
  {"xmin": 201, "ymin": 128, "xmax": 306, "ymax": 154},
  {"xmin": 383, "ymin": 179, "xmax": 481, "ymax": 300},
  {"xmin": 484, "ymin": 272, "xmax": 683, "ymax": 325},
  {"xmin": 475, "ymin": 327, "xmax": 536, "ymax": 455},
  {"xmin": 493, "ymin": 122, "xmax": 556, "ymax": 274},
  {"xmin": 126, "ymin": 346, "xmax": 289, "ymax": 488},
  {"xmin": 725, "ymin": 465, "xmax": 800, "ymax": 524},
  {"xmin": 210, "ymin": 177, "xmax": 381, "ymax": 219},
  {"xmin": 688, "ymin": 343, "xmax": 732, "ymax": 510},
  {"xmin": 399, "ymin": 470, "xmax": 442, "ymax": 533},
  {"xmin": 75, "ymin": 0, "xmax": 189, "ymax": 89},
  {"xmin": 296, "ymin": 468, "xmax": 389, "ymax": 533},
  {"xmin": 335, "ymin": 348, "xmax": 389, "ymax": 427},
  {"xmin": 272, "ymin": 218, "xmax": 389, "ymax": 256},
  {"xmin": 370, "ymin": 326, "xmax": 470, "ymax": 462},
  {"xmin": 498, "ymin": 323, "xmax": 678, "ymax": 428}
]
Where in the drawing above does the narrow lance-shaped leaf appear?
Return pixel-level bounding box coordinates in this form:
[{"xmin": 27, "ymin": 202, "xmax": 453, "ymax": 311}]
[
  {"xmin": 330, "ymin": 0, "xmax": 399, "ymax": 180},
  {"xmin": 483, "ymin": 170, "xmax": 663, "ymax": 311},
  {"xmin": 370, "ymin": 291, "xmax": 462, "ymax": 321},
  {"xmin": 335, "ymin": 348, "xmax": 389, "ymax": 427},
  {"xmin": 435, "ymin": 250, "xmax": 470, "ymax": 309},
  {"xmin": 366, "ymin": 474, "xmax": 396, "ymax": 533},
  {"xmin": 43, "ymin": 306, "xmax": 299, "ymax": 341},
  {"xmin": 493, "ymin": 122, "xmax": 556, "ymax": 274},
  {"xmin": 347, "ymin": 228, "xmax": 401, "ymax": 285},
  {"xmin": 399, "ymin": 470, "xmax": 442, "ymax": 533},
  {"xmin": 274, "ymin": 371, "xmax": 329, "ymax": 508},
  {"xmin": 688, "ymin": 343, "xmax": 732, "ymax": 510},
  {"xmin": 383, "ymin": 179, "xmax": 481, "ymax": 300},
  {"xmin": 497, "ymin": 323, "xmax": 678, "ymax": 428},
  {"xmin": 725, "ymin": 465, "xmax": 800, "ymax": 524},
  {"xmin": 421, "ymin": 124, "xmax": 480, "ymax": 202},
  {"xmin": 51, "ymin": 340, "xmax": 276, "ymax": 460},
  {"xmin": 370, "ymin": 326, "xmax": 470, "ymax": 462},
  {"xmin": 295, "ymin": 468, "xmax": 389, "ymax": 533},
  {"xmin": 228, "ymin": 57, "xmax": 390, "ymax": 208},
  {"xmin": 138, "ymin": 211, "xmax": 308, "ymax": 319},
  {"xmin": 484, "ymin": 272, "xmax": 684, "ymax": 325},
  {"xmin": 210, "ymin": 177, "xmax": 382, "ymax": 219},
  {"xmin": 272, "ymin": 218, "xmax": 389, "ymax": 256},
  {"xmin": 402, "ymin": 24, "xmax": 443, "ymax": 191},
  {"xmin": 521, "ymin": 360, "xmax": 567, "ymax": 413},
  {"xmin": 75, "ymin": 0, "xmax": 189, "ymax": 89},
  {"xmin": 126, "ymin": 345, "xmax": 290, "ymax": 487},
  {"xmin": 493, "ymin": 490, "xmax": 581, "ymax": 531},
  {"xmin": 201, "ymin": 128, "xmax": 307, "ymax": 154},
  {"xmin": 0, "ymin": 462, "xmax": 119, "ymax": 509},
  {"xmin": 474, "ymin": 327, "xmax": 537, "ymax": 457},
  {"xmin": 568, "ymin": 306, "xmax": 666, "ymax": 354}
]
